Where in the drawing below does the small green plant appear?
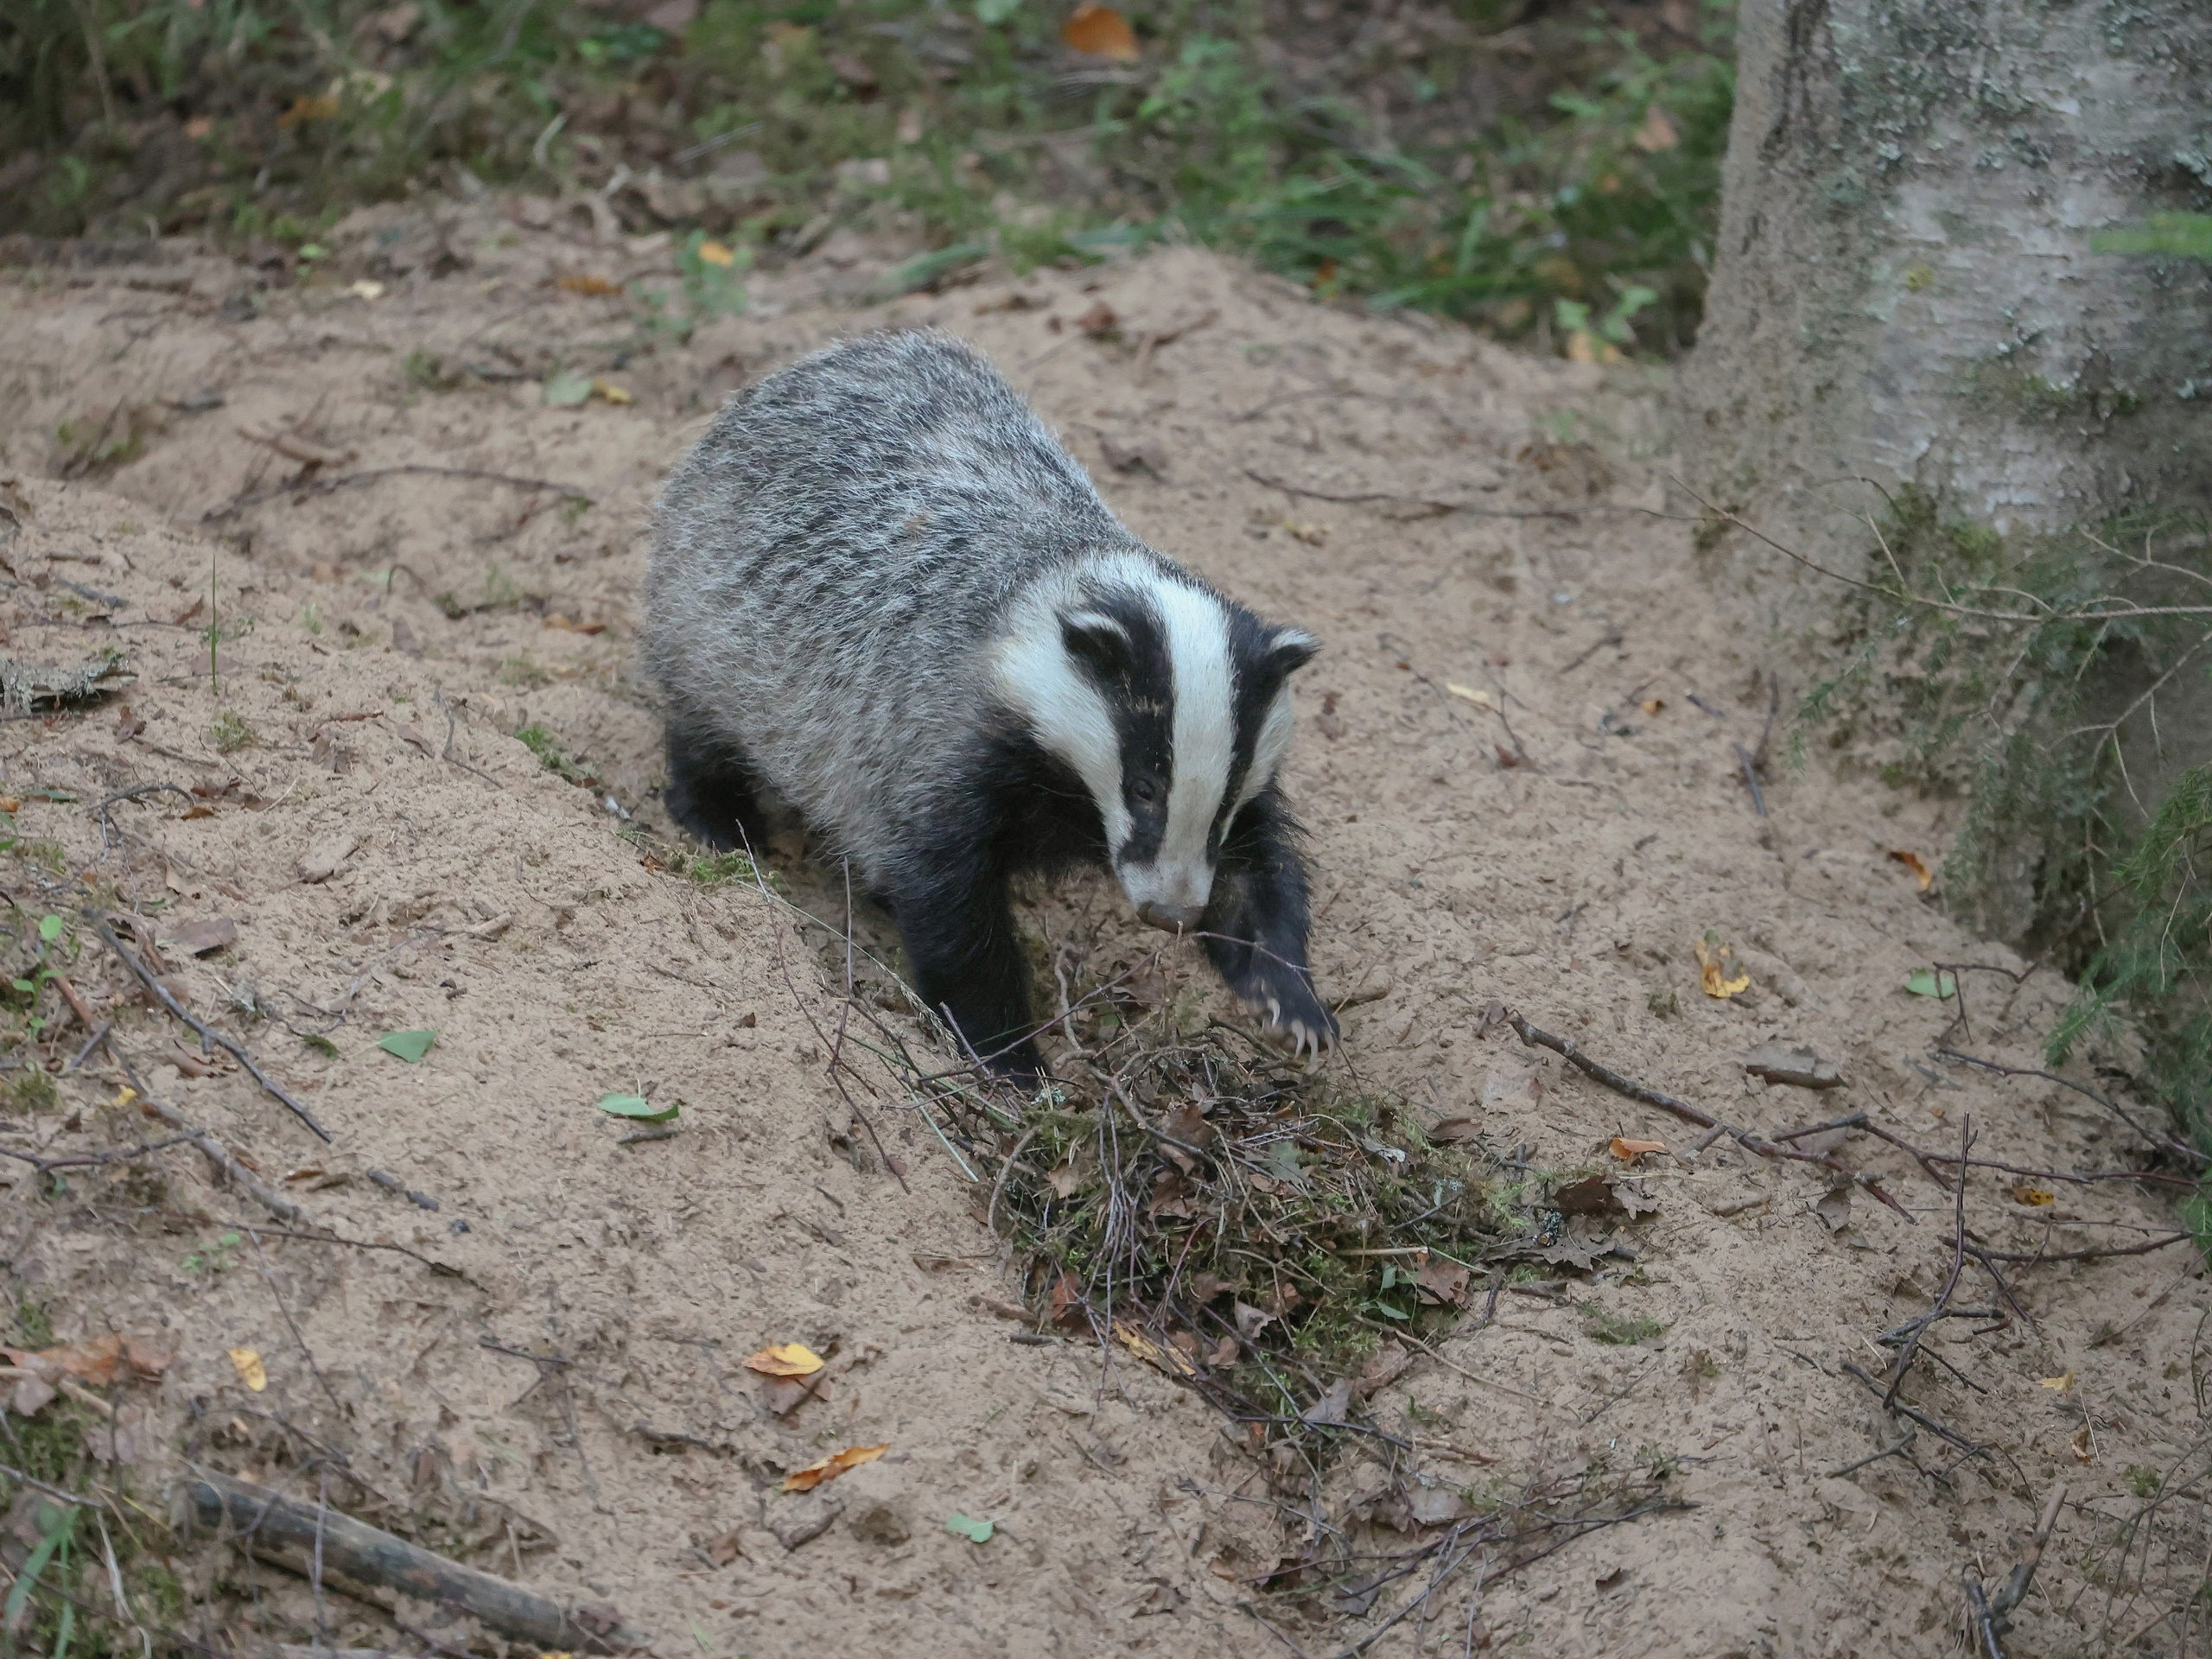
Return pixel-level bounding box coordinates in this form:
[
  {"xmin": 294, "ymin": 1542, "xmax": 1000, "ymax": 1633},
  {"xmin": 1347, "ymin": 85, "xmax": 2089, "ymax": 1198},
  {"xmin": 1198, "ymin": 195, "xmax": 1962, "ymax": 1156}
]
[
  {"xmin": 181, "ymin": 1229, "xmax": 243, "ymax": 1275},
  {"xmin": 672, "ymin": 849, "xmax": 761, "ymax": 887},
  {"xmin": 496, "ymin": 654, "xmax": 554, "ymax": 689},
  {"xmin": 516, "ymin": 723, "xmax": 593, "ymax": 785},
  {"xmin": 299, "ymin": 601, "xmax": 322, "ymax": 636},
  {"xmin": 2124, "ymin": 1463, "xmax": 2166, "ymax": 1499},
  {"xmin": 207, "ymin": 709, "xmax": 258, "ymax": 754}
]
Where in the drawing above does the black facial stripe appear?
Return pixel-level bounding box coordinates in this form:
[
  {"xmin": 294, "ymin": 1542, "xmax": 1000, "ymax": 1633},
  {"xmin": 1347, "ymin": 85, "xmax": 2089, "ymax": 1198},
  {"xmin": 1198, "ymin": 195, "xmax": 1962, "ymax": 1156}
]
[
  {"xmin": 1211, "ymin": 603, "xmax": 1289, "ymax": 847},
  {"xmin": 1065, "ymin": 589, "xmax": 1175, "ymax": 860}
]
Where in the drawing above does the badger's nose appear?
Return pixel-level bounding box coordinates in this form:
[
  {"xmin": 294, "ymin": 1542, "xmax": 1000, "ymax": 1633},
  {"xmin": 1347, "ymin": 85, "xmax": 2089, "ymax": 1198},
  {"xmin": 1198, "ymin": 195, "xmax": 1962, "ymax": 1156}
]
[{"xmin": 1137, "ymin": 901, "xmax": 1205, "ymax": 933}]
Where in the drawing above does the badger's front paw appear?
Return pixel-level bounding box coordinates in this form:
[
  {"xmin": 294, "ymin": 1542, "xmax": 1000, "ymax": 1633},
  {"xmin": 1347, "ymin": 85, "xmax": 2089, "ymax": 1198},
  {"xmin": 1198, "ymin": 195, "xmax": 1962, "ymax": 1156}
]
[{"xmin": 1236, "ymin": 968, "xmax": 1339, "ymax": 1066}]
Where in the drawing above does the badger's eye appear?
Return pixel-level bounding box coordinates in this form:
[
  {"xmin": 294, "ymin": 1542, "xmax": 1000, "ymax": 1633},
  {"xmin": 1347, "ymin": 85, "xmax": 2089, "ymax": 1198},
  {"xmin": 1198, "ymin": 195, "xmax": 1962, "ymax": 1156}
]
[{"xmin": 1131, "ymin": 777, "xmax": 1162, "ymax": 807}]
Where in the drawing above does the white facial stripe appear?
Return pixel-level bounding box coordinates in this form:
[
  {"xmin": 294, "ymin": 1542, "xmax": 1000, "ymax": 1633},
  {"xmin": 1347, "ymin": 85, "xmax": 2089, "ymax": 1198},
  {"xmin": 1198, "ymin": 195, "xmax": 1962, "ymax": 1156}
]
[
  {"xmin": 1238, "ymin": 683, "xmax": 1296, "ymax": 812},
  {"xmin": 1148, "ymin": 575, "xmax": 1234, "ymax": 898},
  {"xmin": 994, "ymin": 595, "xmax": 1129, "ymax": 850}
]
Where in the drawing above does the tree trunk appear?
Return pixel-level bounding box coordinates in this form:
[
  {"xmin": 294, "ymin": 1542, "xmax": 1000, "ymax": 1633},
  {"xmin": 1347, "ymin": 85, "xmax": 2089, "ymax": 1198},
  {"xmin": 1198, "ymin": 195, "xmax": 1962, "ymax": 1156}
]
[{"xmin": 1681, "ymin": 0, "xmax": 2212, "ymax": 583}]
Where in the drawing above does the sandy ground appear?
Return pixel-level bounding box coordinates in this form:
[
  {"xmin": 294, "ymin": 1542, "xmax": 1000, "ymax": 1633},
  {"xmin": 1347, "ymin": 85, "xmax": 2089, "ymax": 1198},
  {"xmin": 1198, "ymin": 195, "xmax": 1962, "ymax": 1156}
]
[{"xmin": 0, "ymin": 212, "xmax": 2202, "ymax": 1658}]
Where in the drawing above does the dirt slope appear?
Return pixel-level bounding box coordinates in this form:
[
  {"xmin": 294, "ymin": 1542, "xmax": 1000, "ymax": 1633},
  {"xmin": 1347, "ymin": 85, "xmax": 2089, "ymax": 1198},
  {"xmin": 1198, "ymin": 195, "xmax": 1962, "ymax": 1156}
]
[{"xmin": 0, "ymin": 215, "xmax": 2199, "ymax": 1658}]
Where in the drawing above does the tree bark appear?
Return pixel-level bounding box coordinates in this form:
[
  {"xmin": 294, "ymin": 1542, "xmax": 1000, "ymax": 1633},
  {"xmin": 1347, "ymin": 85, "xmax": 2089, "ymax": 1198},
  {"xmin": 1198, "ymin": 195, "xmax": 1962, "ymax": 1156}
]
[{"xmin": 1681, "ymin": 0, "xmax": 2212, "ymax": 583}]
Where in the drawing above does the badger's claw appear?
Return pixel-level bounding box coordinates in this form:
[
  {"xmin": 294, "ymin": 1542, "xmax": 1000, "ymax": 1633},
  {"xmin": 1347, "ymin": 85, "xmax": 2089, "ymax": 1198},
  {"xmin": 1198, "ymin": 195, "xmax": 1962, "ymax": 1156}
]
[{"xmin": 1246, "ymin": 992, "xmax": 1339, "ymax": 1069}]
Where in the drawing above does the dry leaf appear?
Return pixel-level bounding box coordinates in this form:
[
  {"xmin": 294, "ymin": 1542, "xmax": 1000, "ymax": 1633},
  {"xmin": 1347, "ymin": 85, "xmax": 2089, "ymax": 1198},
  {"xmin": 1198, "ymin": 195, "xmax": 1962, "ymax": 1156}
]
[
  {"xmin": 781, "ymin": 1443, "xmax": 888, "ymax": 1493},
  {"xmin": 1063, "ymin": 3, "xmax": 1140, "ymax": 60},
  {"xmin": 1113, "ymin": 1321, "xmax": 1199, "ymax": 1380},
  {"xmin": 2012, "ymin": 1185, "xmax": 2056, "ymax": 1206},
  {"xmin": 1742, "ymin": 1040, "xmax": 1843, "ymax": 1090},
  {"xmin": 1640, "ymin": 696, "xmax": 1666, "ymax": 715},
  {"xmin": 1300, "ymin": 1377, "xmax": 1352, "ymax": 1427},
  {"xmin": 591, "ymin": 378, "xmax": 635, "ymax": 406},
  {"xmin": 1445, "ymin": 683, "xmax": 1496, "ymax": 709},
  {"xmin": 1427, "ymin": 1116, "xmax": 1480, "ymax": 1143},
  {"xmin": 556, "ymin": 274, "xmax": 621, "ymax": 296},
  {"xmin": 743, "ymin": 1343, "xmax": 823, "ymax": 1379},
  {"xmin": 229, "ymin": 1347, "xmax": 268, "ymax": 1391},
  {"xmin": 2069, "ymin": 1424, "xmax": 2094, "ymax": 1465},
  {"xmin": 1552, "ymin": 1173, "xmax": 1620, "ymax": 1217},
  {"xmin": 1609, "ymin": 1137, "xmax": 1665, "ymax": 1161},
  {"xmin": 6, "ymin": 1335, "xmax": 169, "ymax": 1385},
  {"xmin": 760, "ymin": 1374, "xmax": 830, "ymax": 1415},
  {"xmin": 696, "ymin": 241, "xmax": 737, "ymax": 268},
  {"xmin": 2038, "ymin": 1370, "xmax": 2075, "ymax": 1394},
  {"xmin": 1631, "ymin": 105, "xmax": 1679, "ymax": 152},
  {"xmin": 1414, "ymin": 1254, "xmax": 1469, "ymax": 1306},
  {"xmin": 1695, "ymin": 931, "xmax": 1751, "ymax": 999},
  {"xmin": 1281, "ymin": 517, "xmax": 1328, "ymax": 545},
  {"xmin": 1353, "ymin": 1340, "xmax": 1414, "ymax": 1398},
  {"xmin": 703, "ymin": 1529, "xmax": 744, "ymax": 1567},
  {"xmin": 1889, "ymin": 849, "xmax": 1934, "ymax": 892},
  {"xmin": 1075, "ymin": 301, "xmax": 1118, "ymax": 337}
]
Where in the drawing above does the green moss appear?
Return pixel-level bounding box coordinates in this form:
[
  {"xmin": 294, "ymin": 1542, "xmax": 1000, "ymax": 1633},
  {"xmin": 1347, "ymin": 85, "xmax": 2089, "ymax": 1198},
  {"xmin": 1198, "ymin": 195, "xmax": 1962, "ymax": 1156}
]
[{"xmin": 207, "ymin": 709, "xmax": 257, "ymax": 753}]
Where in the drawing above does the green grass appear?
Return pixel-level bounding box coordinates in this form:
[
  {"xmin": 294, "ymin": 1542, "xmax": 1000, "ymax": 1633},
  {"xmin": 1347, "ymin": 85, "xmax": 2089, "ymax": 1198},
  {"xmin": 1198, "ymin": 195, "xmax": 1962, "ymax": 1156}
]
[
  {"xmin": 1583, "ymin": 1305, "xmax": 1667, "ymax": 1345},
  {"xmin": 207, "ymin": 709, "xmax": 257, "ymax": 753},
  {"xmin": 1, "ymin": 0, "xmax": 1736, "ymax": 357},
  {"xmin": 1798, "ymin": 487, "xmax": 2211, "ymax": 1196},
  {"xmin": 516, "ymin": 721, "xmax": 594, "ymax": 785}
]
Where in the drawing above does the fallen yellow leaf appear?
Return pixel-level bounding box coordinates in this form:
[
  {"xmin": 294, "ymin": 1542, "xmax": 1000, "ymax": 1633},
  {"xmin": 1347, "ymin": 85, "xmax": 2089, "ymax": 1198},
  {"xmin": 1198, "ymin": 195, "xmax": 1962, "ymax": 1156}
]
[
  {"xmin": 2012, "ymin": 1185, "xmax": 2056, "ymax": 1206},
  {"xmin": 2069, "ymin": 1424, "xmax": 2094, "ymax": 1465},
  {"xmin": 1694, "ymin": 932, "xmax": 1751, "ymax": 999},
  {"xmin": 277, "ymin": 92, "xmax": 339, "ymax": 130},
  {"xmin": 1640, "ymin": 696, "xmax": 1666, "ymax": 716},
  {"xmin": 1889, "ymin": 849, "xmax": 1934, "ymax": 893},
  {"xmin": 556, "ymin": 274, "xmax": 620, "ymax": 296},
  {"xmin": 1063, "ymin": 2, "xmax": 1139, "ymax": 60},
  {"xmin": 1609, "ymin": 1137, "xmax": 1666, "ymax": 1161},
  {"xmin": 111, "ymin": 1085, "xmax": 137, "ymax": 1109},
  {"xmin": 743, "ymin": 1343, "xmax": 823, "ymax": 1379},
  {"xmin": 696, "ymin": 240, "xmax": 736, "ymax": 268},
  {"xmin": 782, "ymin": 1443, "xmax": 888, "ymax": 1492},
  {"xmin": 1565, "ymin": 330, "xmax": 1599, "ymax": 365},
  {"xmin": 229, "ymin": 1348, "xmax": 267, "ymax": 1391},
  {"xmin": 2037, "ymin": 1370, "xmax": 2075, "ymax": 1394},
  {"xmin": 1446, "ymin": 683, "xmax": 1496, "ymax": 709},
  {"xmin": 1113, "ymin": 1320, "xmax": 1199, "ymax": 1380},
  {"xmin": 591, "ymin": 379, "xmax": 635, "ymax": 406}
]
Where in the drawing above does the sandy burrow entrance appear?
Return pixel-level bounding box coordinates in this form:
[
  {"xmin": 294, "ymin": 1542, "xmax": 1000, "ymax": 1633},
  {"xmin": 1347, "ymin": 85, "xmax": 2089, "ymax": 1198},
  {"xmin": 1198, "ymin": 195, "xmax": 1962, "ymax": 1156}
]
[{"xmin": 0, "ymin": 217, "xmax": 2199, "ymax": 1658}]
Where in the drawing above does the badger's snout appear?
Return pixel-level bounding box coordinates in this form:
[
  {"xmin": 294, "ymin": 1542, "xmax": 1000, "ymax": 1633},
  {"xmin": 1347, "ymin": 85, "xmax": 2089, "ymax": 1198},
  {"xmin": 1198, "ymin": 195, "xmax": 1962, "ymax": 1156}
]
[{"xmin": 1137, "ymin": 900, "xmax": 1205, "ymax": 932}]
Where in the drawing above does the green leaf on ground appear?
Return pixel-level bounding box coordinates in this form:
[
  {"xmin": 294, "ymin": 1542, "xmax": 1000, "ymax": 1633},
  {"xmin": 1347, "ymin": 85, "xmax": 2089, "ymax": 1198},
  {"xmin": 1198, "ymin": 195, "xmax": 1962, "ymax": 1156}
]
[
  {"xmin": 1904, "ymin": 969, "xmax": 1958, "ymax": 999},
  {"xmin": 598, "ymin": 1093, "xmax": 678, "ymax": 1122},
  {"xmin": 543, "ymin": 368, "xmax": 594, "ymax": 407},
  {"xmin": 944, "ymin": 1513, "xmax": 994, "ymax": 1543},
  {"xmin": 378, "ymin": 1028, "xmax": 437, "ymax": 1062}
]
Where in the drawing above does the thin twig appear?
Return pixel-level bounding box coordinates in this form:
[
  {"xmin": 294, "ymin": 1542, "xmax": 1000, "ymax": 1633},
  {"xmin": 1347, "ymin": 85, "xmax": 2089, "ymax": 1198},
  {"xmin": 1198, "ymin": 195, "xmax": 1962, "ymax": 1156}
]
[{"xmin": 94, "ymin": 915, "xmax": 332, "ymax": 1141}]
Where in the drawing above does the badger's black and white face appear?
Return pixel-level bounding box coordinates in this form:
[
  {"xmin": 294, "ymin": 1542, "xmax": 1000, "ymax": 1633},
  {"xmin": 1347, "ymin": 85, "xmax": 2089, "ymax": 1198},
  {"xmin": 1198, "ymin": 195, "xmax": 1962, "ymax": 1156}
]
[{"xmin": 998, "ymin": 556, "xmax": 1316, "ymax": 931}]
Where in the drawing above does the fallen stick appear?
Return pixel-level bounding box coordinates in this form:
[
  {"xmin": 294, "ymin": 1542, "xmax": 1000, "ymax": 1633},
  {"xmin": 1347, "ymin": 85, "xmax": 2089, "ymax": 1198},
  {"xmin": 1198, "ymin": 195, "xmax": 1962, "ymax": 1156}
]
[
  {"xmin": 93, "ymin": 915, "xmax": 332, "ymax": 1141},
  {"xmin": 1493, "ymin": 1006, "xmax": 1912, "ymax": 1220},
  {"xmin": 120, "ymin": 1062, "xmax": 304, "ymax": 1223},
  {"xmin": 189, "ymin": 1472, "xmax": 639, "ymax": 1653}
]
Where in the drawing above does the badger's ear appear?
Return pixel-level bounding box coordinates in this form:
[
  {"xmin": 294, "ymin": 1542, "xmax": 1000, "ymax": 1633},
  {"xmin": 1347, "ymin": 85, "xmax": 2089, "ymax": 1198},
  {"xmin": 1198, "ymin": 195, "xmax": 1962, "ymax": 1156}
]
[
  {"xmin": 1262, "ymin": 627, "xmax": 1319, "ymax": 679},
  {"xmin": 1060, "ymin": 609, "xmax": 1132, "ymax": 679}
]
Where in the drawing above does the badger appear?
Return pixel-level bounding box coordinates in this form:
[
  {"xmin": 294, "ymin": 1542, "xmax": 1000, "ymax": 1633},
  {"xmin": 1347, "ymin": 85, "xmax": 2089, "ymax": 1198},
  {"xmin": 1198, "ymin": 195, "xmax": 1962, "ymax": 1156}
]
[{"xmin": 642, "ymin": 329, "xmax": 1334, "ymax": 1082}]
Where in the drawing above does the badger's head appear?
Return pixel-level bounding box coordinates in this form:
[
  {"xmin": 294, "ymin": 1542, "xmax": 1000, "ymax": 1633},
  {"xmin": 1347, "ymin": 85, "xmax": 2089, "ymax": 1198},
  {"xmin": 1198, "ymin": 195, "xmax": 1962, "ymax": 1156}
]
[{"xmin": 999, "ymin": 558, "xmax": 1317, "ymax": 931}]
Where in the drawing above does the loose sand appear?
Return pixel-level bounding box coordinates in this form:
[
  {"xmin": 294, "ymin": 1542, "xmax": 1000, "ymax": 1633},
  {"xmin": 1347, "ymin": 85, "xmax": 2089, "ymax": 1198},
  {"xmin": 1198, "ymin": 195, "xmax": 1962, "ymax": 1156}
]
[{"xmin": 0, "ymin": 213, "xmax": 2195, "ymax": 1657}]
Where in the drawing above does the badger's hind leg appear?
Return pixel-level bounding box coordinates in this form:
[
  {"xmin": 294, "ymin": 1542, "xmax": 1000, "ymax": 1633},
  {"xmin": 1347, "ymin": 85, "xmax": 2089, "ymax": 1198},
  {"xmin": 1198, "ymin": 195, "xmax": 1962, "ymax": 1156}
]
[
  {"xmin": 662, "ymin": 716, "xmax": 771, "ymax": 856},
  {"xmin": 1202, "ymin": 786, "xmax": 1337, "ymax": 1061}
]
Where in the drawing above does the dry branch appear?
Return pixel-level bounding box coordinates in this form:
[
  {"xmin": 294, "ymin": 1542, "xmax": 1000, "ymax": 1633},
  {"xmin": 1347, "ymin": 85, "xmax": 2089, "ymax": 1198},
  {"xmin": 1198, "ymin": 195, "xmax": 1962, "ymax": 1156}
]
[
  {"xmin": 94, "ymin": 914, "xmax": 332, "ymax": 1141},
  {"xmin": 188, "ymin": 1472, "xmax": 639, "ymax": 1652},
  {"xmin": 1494, "ymin": 1007, "xmax": 1911, "ymax": 1218}
]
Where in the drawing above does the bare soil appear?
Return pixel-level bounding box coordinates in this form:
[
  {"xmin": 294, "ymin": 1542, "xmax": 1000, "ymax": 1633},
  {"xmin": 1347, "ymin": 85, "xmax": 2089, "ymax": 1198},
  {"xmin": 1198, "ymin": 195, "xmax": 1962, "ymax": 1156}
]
[{"xmin": 0, "ymin": 210, "xmax": 2199, "ymax": 1658}]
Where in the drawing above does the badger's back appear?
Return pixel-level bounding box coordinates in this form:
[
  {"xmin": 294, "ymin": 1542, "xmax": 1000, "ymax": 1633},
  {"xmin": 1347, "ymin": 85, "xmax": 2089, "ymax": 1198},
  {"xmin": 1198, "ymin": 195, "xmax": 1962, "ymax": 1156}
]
[{"xmin": 644, "ymin": 330, "xmax": 1132, "ymax": 877}]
